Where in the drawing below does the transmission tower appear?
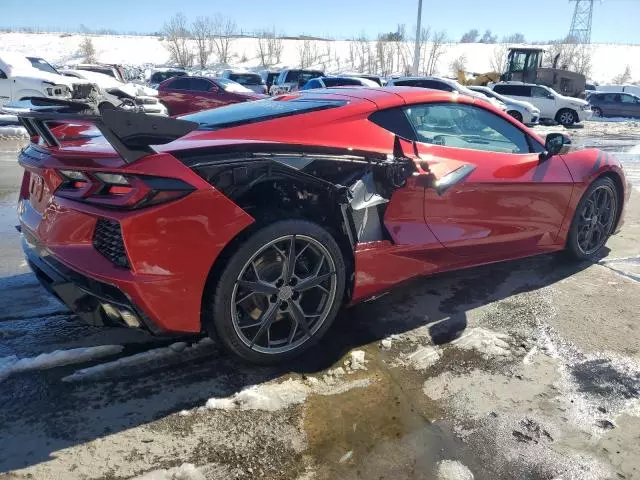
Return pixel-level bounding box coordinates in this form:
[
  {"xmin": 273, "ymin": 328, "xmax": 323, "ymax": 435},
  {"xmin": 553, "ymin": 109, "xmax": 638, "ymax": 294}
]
[{"xmin": 568, "ymin": 0, "xmax": 595, "ymax": 43}]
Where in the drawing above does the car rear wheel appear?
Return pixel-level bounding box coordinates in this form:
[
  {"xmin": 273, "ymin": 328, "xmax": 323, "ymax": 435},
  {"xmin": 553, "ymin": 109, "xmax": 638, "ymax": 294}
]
[
  {"xmin": 508, "ymin": 110, "xmax": 523, "ymax": 123},
  {"xmin": 556, "ymin": 108, "xmax": 578, "ymax": 127},
  {"xmin": 566, "ymin": 177, "xmax": 618, "ymax": 260},
  {"xmin": 209, "ymin": 219, "xmax": 346, "ymax": 364}
]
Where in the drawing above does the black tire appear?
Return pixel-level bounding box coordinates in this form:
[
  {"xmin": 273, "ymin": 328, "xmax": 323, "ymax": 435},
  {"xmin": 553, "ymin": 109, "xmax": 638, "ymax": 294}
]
[
  {"xmin": 566, "ymin": 177, "xmax": 619, "ymax": 261},
  {"xmin": 508, "ymin": 110, "xmax": 523, "ymax": 123},
  {"xmin": 592, "ymin": 107, "xmax": 603, "ymax": 118},
  {"xmin": 556, "ymin": 108, "xmax": 578, "ymax": 127},
  {"xmin": 209, "ymin": 219, "xmax": 346, "ymax": 364}
]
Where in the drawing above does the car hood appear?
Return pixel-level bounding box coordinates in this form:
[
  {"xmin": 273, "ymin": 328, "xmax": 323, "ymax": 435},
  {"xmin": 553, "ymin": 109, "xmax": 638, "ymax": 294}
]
[
  {"xmin": 559, "ymin": 95, "xmax": 589, "ymax": 107},
  {"xmin": 14, "ymin": 71, "xmax": 92, "ymax": 87}
]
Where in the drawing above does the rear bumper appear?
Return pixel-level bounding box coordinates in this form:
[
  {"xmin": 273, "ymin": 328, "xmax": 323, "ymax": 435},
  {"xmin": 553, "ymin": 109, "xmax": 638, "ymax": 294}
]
[{"xmin": 23, "ymin": 232, "xmax": 161, "ymax": 332}]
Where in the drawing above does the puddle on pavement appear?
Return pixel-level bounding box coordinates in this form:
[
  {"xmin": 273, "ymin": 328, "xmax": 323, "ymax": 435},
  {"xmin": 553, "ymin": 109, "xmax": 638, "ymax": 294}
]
[{"xmin": 303, "ymin": 348, "xmax": 477, "ymax": 479}]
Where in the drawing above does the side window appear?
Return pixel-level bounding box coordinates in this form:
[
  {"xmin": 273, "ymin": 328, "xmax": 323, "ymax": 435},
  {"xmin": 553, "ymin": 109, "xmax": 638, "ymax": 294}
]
[
  {"xmin": 167, "ymin": 77, "xmax": 191, "ymax": 91},
  {"xmin": 0, "ymin": 69, "xmax": 7, "ymax": 79},
  {"xmin": 190, "ymin": 78, "xmax": 213, "ymax": 92},
  {"xmin": 423, "ymin": 80, "xmax": 454, "ymax": 92},
  {"xmin": 620, "ymin": 94, "xmax": 636, "ymax": 104},
  {"xmin": 603, "ymin": 93, "xmax": 617, "ymax": 102},
  {"xmin": 369, "ymin": 108, "xmax": 416, "ymax": 140},
  {"xmin": 532, "ymin": 86, "xmax": 552, "ymax": 98},
  {"xmin": 494, "ymin": 85, "xmax": 529, "ymax": 96},
  {"xmin": 403, "ymin": 103, "xmax": 532, "ymax": 154}
]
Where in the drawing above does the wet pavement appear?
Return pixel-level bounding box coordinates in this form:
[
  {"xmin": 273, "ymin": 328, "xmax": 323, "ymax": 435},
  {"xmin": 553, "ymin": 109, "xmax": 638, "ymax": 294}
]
[{"xmin": 0, "ymin": 122, "xmax": 639, "ymax": 479}]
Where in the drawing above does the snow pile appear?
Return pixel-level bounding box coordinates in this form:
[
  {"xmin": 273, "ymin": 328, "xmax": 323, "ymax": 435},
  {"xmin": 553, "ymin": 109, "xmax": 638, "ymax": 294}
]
[
  {"xmin": 2, "ymin": 32, "xmax": 640, "ymax": 83},
  {"xmin": 0, "ymin": 345, "xmax": 123, "ymax": 382},
  {"xmin": 62, "ymin": 337, "xmax": 216, "ymax": 382},
  {"xmin": 452, "ymin": 327, "xmax": 512, "ymax": 359},
  {"xmin": 403, "ymin": 345, "xmax": 442, "ymax": 370},
  {"xmin": 205, "ymin": 378, "xmax": 309, "ymax": 411},
  {"xmin": 435, "ymin": 460, "xmax": 475, "ymax": 480},
  {"xmin": 344, "ymin": 350, "xmax": 367, "ymax": 371},
  {"xmin": 132, "ymin": 463, "xmax": 205, "ymax": 480},
  {"xmin": 0, "ymin": 126, "xmax": 27, "ymax": 138},
  {"xmin": 203, "ymin": 376, "xmax": 371, "ymax": 412}
]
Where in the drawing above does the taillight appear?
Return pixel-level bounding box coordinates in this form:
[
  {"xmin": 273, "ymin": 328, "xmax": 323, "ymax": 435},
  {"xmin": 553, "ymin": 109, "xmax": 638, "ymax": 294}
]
[
  {"xmin": 55, "ymin": 170, "xmax": 194, "ymax": 210},
  {"xmin": 19, "ymin": 171, "xmax": 31, "ymax": 199}
]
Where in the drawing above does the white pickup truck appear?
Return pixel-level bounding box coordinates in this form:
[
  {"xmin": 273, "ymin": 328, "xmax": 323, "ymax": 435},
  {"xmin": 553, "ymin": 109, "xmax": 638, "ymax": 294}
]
[{"xmin": 0, "ymin": 53, "xmax": 98, "ymax": 108}]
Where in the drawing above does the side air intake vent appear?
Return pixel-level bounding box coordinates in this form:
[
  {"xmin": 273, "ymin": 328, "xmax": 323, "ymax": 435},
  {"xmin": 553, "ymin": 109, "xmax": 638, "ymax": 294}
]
[{"xmin": 93, "ymin": 219, "xmax": 129, "ymax": 268}]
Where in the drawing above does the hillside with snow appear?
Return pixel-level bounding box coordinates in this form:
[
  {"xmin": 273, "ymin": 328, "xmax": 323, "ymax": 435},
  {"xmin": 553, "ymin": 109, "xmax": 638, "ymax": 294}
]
[{"xmin": 1, "ymin": 32, "xmax": 639, "ymax": 84}]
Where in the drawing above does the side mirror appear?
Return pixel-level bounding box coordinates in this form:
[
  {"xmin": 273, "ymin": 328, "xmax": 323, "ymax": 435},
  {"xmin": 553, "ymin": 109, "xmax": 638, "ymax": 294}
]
[{"xmin": 543, "ymin": 132, "xmax": 571, "ymax": 158}]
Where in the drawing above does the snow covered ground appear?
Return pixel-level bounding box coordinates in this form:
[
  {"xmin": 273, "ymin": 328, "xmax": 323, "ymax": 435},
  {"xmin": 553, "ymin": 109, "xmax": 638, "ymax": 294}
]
[{"xmin": 1, "ymin": 32, "xmax": 639, "ymax": 83}]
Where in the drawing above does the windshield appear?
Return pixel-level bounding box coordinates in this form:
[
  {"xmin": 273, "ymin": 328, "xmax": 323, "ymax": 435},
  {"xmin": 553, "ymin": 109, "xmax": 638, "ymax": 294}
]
[
  {"xmin": 181, "ymin": 98, "xmax": 346, "ymax": 130},
  {"xmin": 284, "ymin": 70, "xmax": 323, "ymax": 84},
  {"xmin": 27, "ymin": 57, "xmax": 60, "ymax": 75},
  {"xmin": 216, "ymin": 78, "xmax": 254, "ymax": 93},
  {"xmin": 229, "ymin": 73, "xmax": 263, "ymax": 86},
  {"xmin": 151, "ymin": 71, "xmax": 186, "ymax": 84}
]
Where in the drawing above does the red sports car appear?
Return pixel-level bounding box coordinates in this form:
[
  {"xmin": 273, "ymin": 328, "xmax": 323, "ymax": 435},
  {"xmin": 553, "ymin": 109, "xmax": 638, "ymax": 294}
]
[
  {"xmin": 157, "ymin": 76, "xmax": 267, "ymax": 116},
  {"xmin": 8, "ymin": 88, "xmax": 629, "ymax": 364}
]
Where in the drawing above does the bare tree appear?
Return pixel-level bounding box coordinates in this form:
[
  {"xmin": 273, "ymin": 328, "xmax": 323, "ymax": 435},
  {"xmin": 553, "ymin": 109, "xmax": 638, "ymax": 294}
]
[
  {"xmin": 355, "ymin": 33, "xmax": 370, "ymax": 73},
  {"xmin": 460, "ymin": 29, "xmax": 479, "ymax": 43},
  {"xmin": 545, "ymin": 38, "xmax": 592, "ymax": 77},
  {"xmin": 255, "ymin": 30, "xmax": 270, "ymax": 66},
  {"xmin": 502, "ymin": 33, "xmax": 525, "ymax": 44},
  {"xmin": 490, "ymin": 44, "xmax": 508, "ymax": 72},
  {"xmin": 267, "ymin": 31, "xmax": 283, "ymax": 65},
  {"xmin": 376, "ymin": 34, "xmax": 394, "ymax": 76},
  {"xmin": 479, "ymin": 29, "xmax": 497, "ymax": 44},
  {"xmin": 78, "ymin": 36, "xmax": 96, "ymax": 63},
  {"xmin": 297, "ymin": 39, "xmax": 318, "ymax": 68},
  {"xmin": 613, "ymin": 65, "xmax": 632, "ymax": 84},
  {"xmin": 424, "ymin": 30, "xmax": 448, "ymax": 75},
  {"xmin": 450, "ymin": 54, "xmax": 467, "ymax": 77},
  {"xmin": 163, "ymin": 13, "xmax": 193, "ymax": 67},
  {"xmin": 192, "ymin": 17, "xmax": 213, "ymax": 68},
  {"xmin": 210, "ymin": 14, "xmax": 236, "ymax": 65}
]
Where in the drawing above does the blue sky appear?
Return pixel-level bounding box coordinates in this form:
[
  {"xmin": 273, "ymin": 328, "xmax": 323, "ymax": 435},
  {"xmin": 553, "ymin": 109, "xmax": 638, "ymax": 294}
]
[{"xmin": 1, "ymin": 0, "xmax": 639, "ymax": 44}]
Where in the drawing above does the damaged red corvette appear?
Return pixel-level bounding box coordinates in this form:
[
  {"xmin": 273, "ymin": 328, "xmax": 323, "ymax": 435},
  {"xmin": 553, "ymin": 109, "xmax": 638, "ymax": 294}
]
[{"xmin": 7, "ymin": 87, "xmax": 630, "ymax": 363}]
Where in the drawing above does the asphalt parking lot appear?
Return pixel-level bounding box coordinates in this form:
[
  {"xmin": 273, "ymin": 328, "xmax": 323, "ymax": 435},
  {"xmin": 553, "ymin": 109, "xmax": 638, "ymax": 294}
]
[{"xmin": 0, "ymin": 122, "xmax": 639, "ymax": 480}]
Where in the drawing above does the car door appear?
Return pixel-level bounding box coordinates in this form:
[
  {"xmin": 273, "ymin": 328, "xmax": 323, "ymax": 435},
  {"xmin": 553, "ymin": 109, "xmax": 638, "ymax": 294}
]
[
  {"xmin": 403, "ymin": 102, "xmax": 574, "ymax": 257},
  {"xmin": 531, "ymin": 86, "xmax": 557, "ymax": 118},
  {"xmin": 619, "ymin": 94, "xmax": 640, "ymax": 118},
  {"xmin": 159, "ymin": 77, "xmax": 193, "ymax": 115},
  {"xmin": 0, "ymin": 67, "xmax": 11, "ymax": 107},
  {"xmin": 599, "ymin": 93, "xmax": 617, "ymax": 116},
  {"xmin": 191, "ymin": 78, "xmax": 226, "ymax": 111}
]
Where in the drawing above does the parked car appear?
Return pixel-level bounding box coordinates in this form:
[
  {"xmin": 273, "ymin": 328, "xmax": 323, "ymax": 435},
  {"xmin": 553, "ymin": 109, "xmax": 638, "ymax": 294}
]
[
  {"xmin": 66, "ymin": 63, "xmax": 127, "ymax": 83},
  {"xmin": 468, "ymin": 85, "xmax": 540, "ymax": 126},
  {"xmin": 269, "ymin": 69, "xmax": 324, "ymax": 95},
  {"xmin": 0, "ymin": 52, "xmax": 98, "ymax": 108},
  {"xmin": 61, "ymin": 69, "xmax": 168, "ymax": 116},
  {"xmin": 7, "ymin": 87, "xmax": 629, "ymax": 363},
  {"xmin": 588, "ymin": 92, "xmax": 640, "ymax": 118},
  {"xmin": 387, "ymin": 76, "xmax": 506, "ymax": 111},
  {"xmin": 595, "ymin": 84, "xmax": 640, "ymax": 97},
  {"xmin": 491, "ymin": 82, "xmax": 592, "ymax": 126},
  {"xmin": 220, "ymin": 70, "xmax": 268, "ymax": 95},
  {"xmin": 158, "ymin": 76, "xmax": 267, "ymax": 115},
  {"xmin": 148, "ymin": 69, "xmax": 188, "ymax": 89},
  {"xmin": 260, "ymin": 70, "xmax": 281, "ymax": 94},
  {"xmin": 341, "ymin": 73, "xmax": 384, "ymax": 86},
  {"xmin": 301, "ymin": 76, "xmax": 379, "ymax": 90}
]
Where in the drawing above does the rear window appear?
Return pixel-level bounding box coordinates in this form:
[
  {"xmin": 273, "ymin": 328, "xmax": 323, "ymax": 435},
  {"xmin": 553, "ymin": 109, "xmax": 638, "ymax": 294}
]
[
  {"xmin": 151, "ymin": 71, "xmax": 187, "ymax": 84},
  {"xmin": 284, "ymin": 70, "xmax": 323, "ymax": 84},
  {"xmin": 181, "ymin": 98, "xmax": 346, "ymax": 131},
  {"xmin": 322, "ymin": 78, "xmax": 362, "ymax": 87},
  {"xmin": 229, "ymin": 73, "xmax": 263, "ymax": 85}
]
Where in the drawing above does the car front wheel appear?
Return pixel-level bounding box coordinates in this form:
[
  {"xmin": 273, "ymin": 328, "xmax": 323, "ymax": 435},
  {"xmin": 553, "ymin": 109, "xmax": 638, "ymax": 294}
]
[
  {"xmin": 566, "ymin": 177, "xmax": 619, "ymax": 260},
  {"xmin": 209, "ymin": 219, "xmax": 346, "ymax": 364},
  {"xmin": 556, "ymin": 108, "xmax": 578, "ymax": 127},
  {"xmin": 508, "ymin": 110, "xmax": 523, "ymax": 123}
]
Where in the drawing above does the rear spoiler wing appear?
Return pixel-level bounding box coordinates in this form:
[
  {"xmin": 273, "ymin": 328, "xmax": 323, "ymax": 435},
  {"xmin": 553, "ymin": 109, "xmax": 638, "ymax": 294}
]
[{"xmin": 2, "ymin": 98, "xmax": 198, "ymax": 164}]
